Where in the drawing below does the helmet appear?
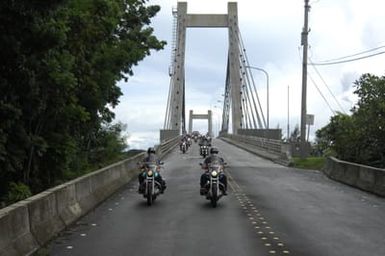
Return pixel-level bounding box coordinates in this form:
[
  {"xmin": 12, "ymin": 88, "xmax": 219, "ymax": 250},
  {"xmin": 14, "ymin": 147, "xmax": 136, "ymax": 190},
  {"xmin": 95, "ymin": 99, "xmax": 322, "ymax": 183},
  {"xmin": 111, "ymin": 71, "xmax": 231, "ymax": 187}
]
[
  {"xmin": 147, "ymin": 147, "xmax": 156, "ymax": 154},
  {"xmin": 210, "ymin": 147, "xmax": 219, "ymax": 154}
]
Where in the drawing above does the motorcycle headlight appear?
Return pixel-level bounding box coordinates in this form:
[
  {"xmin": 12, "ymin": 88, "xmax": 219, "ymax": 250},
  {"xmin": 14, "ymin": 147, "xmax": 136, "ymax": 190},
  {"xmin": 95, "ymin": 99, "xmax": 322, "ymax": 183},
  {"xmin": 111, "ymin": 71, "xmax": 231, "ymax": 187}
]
[
  {"xmin": 147, "ymin": 170, "xmax": 153, "ymax": 177},
  {"xmin": 211, "ymin": 171, "xmax": 218, "ymax": 177}
]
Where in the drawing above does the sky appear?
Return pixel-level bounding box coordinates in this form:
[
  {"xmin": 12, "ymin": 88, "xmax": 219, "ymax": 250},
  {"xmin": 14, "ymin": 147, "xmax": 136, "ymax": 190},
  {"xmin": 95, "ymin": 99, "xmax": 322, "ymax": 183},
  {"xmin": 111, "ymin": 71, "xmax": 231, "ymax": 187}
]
[{"xmin": 114, "ymin": 0, "xmax": 385, "ymax": 150}]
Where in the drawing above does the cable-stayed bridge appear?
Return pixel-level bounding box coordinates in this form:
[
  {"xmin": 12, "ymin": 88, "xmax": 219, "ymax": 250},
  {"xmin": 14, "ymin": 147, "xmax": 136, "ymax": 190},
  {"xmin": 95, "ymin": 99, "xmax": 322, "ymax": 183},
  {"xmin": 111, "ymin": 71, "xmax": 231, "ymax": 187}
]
[
  {"xmin": 0, "ymin": 3, "xmax": 384, "ymax": 256},
  {"xmin": 162, "ymin": 2, "xmax": 275, "ymax": 141}
]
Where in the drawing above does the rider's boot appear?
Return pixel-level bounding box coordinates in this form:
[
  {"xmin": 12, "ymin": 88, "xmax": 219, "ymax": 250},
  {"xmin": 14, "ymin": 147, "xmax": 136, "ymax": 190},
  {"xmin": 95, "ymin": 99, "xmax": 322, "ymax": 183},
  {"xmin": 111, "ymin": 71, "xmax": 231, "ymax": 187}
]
[
  {"xmin": 200, "ymin": 187, "xmax": 207, "ymax": 195},
  {"xmin": 161, "ymin": 181, "xmax": 166, "ymax": 194}
]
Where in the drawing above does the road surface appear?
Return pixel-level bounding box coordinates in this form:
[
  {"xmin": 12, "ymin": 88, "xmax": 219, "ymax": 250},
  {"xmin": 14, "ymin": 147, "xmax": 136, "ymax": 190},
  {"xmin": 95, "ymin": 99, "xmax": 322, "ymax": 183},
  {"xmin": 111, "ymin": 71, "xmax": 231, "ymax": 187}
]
[{"xmin": 45, "ymin": 139, "xmax": 385, "ymax": 256}]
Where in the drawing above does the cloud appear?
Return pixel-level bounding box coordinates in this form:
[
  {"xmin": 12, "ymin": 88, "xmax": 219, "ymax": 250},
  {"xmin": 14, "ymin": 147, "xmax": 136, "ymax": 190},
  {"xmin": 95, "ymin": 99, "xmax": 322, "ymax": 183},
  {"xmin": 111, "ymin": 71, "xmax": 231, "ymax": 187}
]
[
  {"xmin": 126, "ymin": 131, "xmax": 160, "ymax": 150},
  {"xmin": 340, "ymin": 72, "xmax": 358, "ymax": 93}
]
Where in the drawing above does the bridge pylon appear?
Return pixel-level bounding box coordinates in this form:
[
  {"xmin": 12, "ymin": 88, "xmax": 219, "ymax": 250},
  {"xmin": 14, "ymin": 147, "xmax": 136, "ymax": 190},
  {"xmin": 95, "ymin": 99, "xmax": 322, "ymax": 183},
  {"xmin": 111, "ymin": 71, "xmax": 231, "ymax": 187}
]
[
  {"xmin": 188, "ymin": 110, "xmax": 213, "ymax": 137},
  {"xmin": 163, "ymin": 2, "xmax": 243, "ymax": 136}
]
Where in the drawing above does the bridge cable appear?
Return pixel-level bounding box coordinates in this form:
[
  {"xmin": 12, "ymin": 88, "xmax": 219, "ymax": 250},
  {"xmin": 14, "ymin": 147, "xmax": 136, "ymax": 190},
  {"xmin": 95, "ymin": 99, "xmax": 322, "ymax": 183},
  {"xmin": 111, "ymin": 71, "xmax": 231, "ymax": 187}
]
[
  {"xmin": 238, "ymin": 29, "xmax": 266, "ymax": 127},
  {"xmin": 240, "ymin": 66, "xmax": 259, "ymax": 128},
  {"xmin": 238, "ymin": 30, "xmax": 267, "ymax": 128}
]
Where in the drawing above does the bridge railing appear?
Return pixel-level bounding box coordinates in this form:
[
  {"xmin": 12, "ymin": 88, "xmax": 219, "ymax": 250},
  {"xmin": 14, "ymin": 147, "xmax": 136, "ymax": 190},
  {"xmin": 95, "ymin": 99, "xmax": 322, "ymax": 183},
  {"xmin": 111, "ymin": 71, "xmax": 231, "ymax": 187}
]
[
  {"xmin": 0, "ymin": 135, "xmax": 180, "ymax": 256},
  {"xmin": 220, "ymin": 133, "xmax": 291, "ymax": 166},
  {"xmin": 157, "ymin": 135, "xmax": 180, "ymax": 159}
]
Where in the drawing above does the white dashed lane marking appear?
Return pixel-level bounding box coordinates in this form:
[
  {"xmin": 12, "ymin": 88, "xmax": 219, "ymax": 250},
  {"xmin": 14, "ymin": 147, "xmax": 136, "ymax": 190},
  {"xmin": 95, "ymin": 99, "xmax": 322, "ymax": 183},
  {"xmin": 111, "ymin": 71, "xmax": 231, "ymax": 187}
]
[{"xmin": 226, "ymin": 169, "xmax": 291, "ymax": 255}]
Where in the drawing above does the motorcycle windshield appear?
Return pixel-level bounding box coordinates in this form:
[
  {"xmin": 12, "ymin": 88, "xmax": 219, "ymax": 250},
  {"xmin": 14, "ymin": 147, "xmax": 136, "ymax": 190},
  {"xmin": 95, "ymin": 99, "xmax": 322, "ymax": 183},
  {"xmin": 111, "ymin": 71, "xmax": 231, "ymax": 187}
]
[
  {"xmin": 144, "ymin": 163, "xmax": 158, "ymax": 172},
  {"xmin": 209, "ymin": 164, "xmax": 222, "ymax": 172}
]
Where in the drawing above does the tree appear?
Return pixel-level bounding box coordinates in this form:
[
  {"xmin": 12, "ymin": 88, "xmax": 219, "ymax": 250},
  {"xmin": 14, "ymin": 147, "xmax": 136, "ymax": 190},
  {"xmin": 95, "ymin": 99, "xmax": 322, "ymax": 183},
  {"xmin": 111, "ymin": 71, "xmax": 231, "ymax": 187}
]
[
  {"xmin": 315, "ymin": 113, "xmax": 362, "ymax": 160},
  {"xmin": 315, "ymin": 73, "xmax": 385, "ymax": 167},
  {"xmin": 0, "ymin": 0, "xmax": 166, "ymax": 203},
  {"xmin": 0, "ymin": 0, "xmax": 69, "ymax": 201},
  {"xmin": 351, "ymin": 74, "xmax": 385, "ymax": 166}
]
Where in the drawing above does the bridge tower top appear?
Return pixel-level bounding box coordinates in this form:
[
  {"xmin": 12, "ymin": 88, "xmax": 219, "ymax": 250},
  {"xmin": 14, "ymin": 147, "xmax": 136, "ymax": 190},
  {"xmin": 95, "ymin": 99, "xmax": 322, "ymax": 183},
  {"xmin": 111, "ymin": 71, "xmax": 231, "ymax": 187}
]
[{"xmin": 164, "ymin": 2, "xmax": 242, "ymax": 135}]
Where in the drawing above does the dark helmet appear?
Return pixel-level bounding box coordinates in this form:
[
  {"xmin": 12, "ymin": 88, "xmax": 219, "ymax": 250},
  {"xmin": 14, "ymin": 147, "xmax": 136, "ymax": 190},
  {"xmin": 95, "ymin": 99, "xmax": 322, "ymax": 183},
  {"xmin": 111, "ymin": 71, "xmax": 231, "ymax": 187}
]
[
  {"xmin": 210, "ymin": 147, "xmax": 219, "ymax": 154},
  {"xmin": 147, "ymin": 147, "xmax": 156, "ymax": 154}
]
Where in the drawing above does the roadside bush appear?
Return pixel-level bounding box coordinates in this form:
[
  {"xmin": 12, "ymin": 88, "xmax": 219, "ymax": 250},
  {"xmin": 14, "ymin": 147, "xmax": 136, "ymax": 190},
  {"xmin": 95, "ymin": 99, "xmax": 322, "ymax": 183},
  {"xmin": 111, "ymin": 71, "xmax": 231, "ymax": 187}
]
[{"xmin": 5, "ymin": 182, "xmax": 32, "ymax": 205}]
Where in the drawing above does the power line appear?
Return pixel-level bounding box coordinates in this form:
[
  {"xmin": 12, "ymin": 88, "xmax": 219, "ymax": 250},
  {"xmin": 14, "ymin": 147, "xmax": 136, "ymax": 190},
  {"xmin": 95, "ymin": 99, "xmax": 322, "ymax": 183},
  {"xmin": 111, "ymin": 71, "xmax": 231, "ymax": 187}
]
[
  {"xmin": 309, "ymin": 58, "xmax": 347, "ymax": 114},
  {"xmin": 308, "ymin": 73, "xmax": 336, "ymax": 115},
  {"xmin": 310, "ymin": 50, "xmax": 385, "ymax": 66},
  {"xmin": 314, "ymin": 44, "xmax": 385, "ymax": 63}
]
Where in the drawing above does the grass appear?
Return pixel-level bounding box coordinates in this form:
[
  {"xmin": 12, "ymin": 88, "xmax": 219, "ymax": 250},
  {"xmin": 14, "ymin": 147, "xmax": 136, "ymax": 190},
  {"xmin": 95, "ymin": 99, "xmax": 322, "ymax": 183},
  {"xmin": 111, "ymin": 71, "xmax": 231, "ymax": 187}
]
[{"xmin": 291, "ymin": 157, "xmax": 326, "ymax": 170}]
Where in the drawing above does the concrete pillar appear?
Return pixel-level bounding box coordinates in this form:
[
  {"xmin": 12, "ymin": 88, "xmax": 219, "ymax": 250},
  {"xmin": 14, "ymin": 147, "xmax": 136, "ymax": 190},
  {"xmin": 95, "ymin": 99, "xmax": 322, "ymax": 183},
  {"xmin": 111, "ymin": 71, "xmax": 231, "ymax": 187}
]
[
  {"xmin": 228, "ymin": 2, "xmax": 242, "ymax": 134},
  {"xmin": 188, "ymin": 110, "xmax": 193, "ymax": 134},
  {"xmin": 208, "ymin": 110, "xmax": 213, "ymax": 137},
  {"xmin": 170, "ymin": 2, "xmax": 187, "ymax": 133}
]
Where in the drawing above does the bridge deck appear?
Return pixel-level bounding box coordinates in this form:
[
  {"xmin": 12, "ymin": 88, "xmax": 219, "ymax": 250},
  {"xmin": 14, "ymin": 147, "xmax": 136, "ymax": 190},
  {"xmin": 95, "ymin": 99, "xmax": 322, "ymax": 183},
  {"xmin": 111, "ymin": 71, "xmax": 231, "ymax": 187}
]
[{"xmin": 46, "ymin": 140, "xmax": 385, "ymax": 256}]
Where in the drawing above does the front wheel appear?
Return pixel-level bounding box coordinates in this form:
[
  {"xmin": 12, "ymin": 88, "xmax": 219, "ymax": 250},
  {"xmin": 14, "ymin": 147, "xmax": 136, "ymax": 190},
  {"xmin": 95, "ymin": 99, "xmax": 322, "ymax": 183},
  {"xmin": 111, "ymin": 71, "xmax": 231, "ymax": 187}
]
[
  {"xmin": 147, "ymin": 185, "xmax": 153, "ymax": 206},
  {"xmin": 211, "ymin": 184, "xmax": 218, "ymax": 208}
]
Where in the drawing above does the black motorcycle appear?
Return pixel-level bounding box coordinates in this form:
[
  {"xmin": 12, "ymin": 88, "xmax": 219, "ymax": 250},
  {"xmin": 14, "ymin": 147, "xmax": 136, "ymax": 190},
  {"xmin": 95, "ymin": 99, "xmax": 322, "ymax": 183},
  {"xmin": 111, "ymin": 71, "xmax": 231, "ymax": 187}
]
[
  {"xmin": 140, "ymin": 163, "xmax": 163, "ymax": 206},
  {"xmin": 180, "ymin": 141, "xmax": 187, "ymax": 154},
  {"xmin": 200, "ymin": 145, "xmax": 209, "ymax": 158},
  {"xmin": 200, "ymin": 162, "xmax": 226, "ymax": 207}
]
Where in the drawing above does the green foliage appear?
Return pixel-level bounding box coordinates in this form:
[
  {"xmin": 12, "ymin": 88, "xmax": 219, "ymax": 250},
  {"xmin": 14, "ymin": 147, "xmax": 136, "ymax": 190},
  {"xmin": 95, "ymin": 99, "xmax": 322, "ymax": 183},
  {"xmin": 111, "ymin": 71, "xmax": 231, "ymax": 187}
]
[
  {"xmin": 5, "ymin": 182, "xmax": 32, "ymax": 204},
  {"xmin": 292, "ymin": 157, "xmax": 326, "ymax": 170},
  {"xmin": 315, "ymin": 73, "xmax": 385, "ymax": 168},
  {"xmin": 0, "ymin": 0, "xmax": 165, "ymax": 202},
  {"xmin": 86, "ymin": 122, "xmax": 129, "ymax": 171},
  {"xmin": 289, "ymin": 124, "xmax": 300, "ymax": 142}
]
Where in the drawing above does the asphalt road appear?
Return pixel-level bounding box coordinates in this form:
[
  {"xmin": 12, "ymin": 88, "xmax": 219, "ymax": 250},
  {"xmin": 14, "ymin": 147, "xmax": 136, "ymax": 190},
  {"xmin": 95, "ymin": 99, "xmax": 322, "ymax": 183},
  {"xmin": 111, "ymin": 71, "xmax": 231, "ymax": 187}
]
[{"xmin": 46, "ymin": 139, "xmax": 385, "ymax": 256}]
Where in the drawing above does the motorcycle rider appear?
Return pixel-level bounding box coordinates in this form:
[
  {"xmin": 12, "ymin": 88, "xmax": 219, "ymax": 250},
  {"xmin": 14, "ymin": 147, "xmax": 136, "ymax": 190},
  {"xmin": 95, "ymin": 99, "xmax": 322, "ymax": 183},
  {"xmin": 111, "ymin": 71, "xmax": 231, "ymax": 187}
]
[
  {"xmin": 198, "ymin": 135, "xmax": 211, "ymax": 147},
  {"xmin": 200, "ymin": 147, "xmax": 228, "ymax": 195},
  {"xmin": 198, "ymin": 135, "xmax": 211, "ymax": 156},
  {"xmin": 138, "ymin": 147, "xmax": 166, "ymax": 193},
  {"xmin": 179, "ymin": 136, "xmax": 188, "ymax": 151}
]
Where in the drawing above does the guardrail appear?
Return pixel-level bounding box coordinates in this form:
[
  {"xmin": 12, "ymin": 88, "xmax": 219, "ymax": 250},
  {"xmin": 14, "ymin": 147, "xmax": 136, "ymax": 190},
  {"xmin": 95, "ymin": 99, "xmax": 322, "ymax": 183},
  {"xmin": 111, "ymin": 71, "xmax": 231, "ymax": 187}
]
[
  {"xmin": 0, "ymin": 136, "xmax": 180, "ymax": 256},
  {"xmin": 220, "ymin": 133, "xmax": 291, "ymax": 166}
]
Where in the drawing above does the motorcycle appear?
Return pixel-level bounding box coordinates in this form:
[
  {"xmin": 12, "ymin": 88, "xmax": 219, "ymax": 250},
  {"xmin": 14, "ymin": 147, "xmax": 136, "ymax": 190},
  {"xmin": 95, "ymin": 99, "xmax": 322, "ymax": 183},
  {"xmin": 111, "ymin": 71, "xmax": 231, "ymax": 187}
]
[
  {"xmin": 139, "ymin": 163, "xmax": 164, "ymax": 206},
  {"xmin": 200, "ymin": 162, "xmax": 227, "ymax": 207},
  {"xmin": 200, "ymin": 145, "xmax": 209, "ymax": 158},
  {"xmin": 180, "ymin": 141, "xmax": 187, "ymax": 154}
]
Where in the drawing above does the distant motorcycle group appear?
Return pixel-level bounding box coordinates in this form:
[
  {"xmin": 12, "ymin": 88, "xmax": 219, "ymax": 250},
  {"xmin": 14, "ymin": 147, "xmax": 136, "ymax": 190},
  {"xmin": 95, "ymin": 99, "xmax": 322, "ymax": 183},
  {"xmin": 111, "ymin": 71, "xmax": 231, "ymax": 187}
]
[
  {"xmin": 137, "ymin": 133, "xmax": 228, "ymax": 207},
  {"xmin": 179, "ymin": 133, "xmax": 212, "ymax": 157}
]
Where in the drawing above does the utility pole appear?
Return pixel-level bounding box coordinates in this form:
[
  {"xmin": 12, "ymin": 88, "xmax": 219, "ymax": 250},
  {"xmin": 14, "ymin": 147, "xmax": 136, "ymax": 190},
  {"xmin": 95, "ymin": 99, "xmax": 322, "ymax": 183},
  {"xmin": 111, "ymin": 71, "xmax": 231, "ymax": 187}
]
[
  {"xmin": 300, "ymin": 0, "xmax": 310, "ymax": 158},
  {"xmin": 287, "ymin": 85, "xmax": 290, "ymax": 141}
]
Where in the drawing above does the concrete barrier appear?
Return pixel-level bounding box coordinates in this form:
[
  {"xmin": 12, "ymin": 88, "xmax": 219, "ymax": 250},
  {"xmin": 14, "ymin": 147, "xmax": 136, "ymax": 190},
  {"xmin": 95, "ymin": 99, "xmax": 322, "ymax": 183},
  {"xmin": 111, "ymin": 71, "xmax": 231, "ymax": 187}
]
[
  {"xmin": 54, "ymin": 183, "xmax": 81, "ymax": 227},
  {"xmin": 27, "ymin": 191, "xmax": 65, "ymax": 246},
  {"xmin": 0, "ymin": 152, "xmax": 146, "ymax": 256},
  {"xmin": 219, "ymin": 134, "xmax": 291, "ymax": 166},
  {"xmin": 323, "ymin": 157, "xmax": 385, "ymax": 197},
  {"xmin": 0, "ymin": 202, "xmax": 38, "ymax": 256},
  {"xmin": 0, "ymin": 136, "xmax": 181, "ymax": 256}
]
